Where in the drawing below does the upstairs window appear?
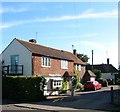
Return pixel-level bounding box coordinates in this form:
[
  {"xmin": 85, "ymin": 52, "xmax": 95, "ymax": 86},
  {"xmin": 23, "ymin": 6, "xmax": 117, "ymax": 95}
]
[
  {"xmin": 75, "ymin": 64, "xmax": 81, "ymax": 71},
  {"xmin": 11, "ymin": 55, "xmax": 19, "ymax": 65},
  {"xmin": 61, "ymin": 60, "xmax": 68, "ymax": 69},
  {"xmin": 41, "ymin": 56, "xmax": 51, "ymax": 67},
  {"xmin": 78, "ymin": 65, "xmax": 81, "ymax": 71}
]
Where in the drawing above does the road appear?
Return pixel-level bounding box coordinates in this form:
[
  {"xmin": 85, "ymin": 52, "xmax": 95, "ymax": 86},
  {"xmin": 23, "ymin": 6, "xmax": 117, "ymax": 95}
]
[{"xmin": 2, "ymin": 85, "xmax": 120, "ymax": 111}]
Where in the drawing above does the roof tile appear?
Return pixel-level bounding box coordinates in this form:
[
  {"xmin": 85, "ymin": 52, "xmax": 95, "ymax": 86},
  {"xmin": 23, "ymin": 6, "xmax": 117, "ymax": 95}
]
[{"xmin": 16, "ymin": 38, "xmax": 85, "ymax": 65}]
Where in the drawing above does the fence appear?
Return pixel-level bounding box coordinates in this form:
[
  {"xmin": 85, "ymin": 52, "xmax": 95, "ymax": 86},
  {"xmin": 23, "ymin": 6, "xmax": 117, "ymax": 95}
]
[{"xmin": 2, "ymin": 65, "xmax": 23, "ymax": 76}]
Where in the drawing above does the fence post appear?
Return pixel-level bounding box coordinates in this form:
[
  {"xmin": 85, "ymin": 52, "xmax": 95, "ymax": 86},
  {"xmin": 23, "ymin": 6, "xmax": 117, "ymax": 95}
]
[
  {"xmin": 22, "ymin": 65, "xmax": 23, "ymax": 75},
  {"xmin": 111, "ymin": 87, "xmax": 114, "ymax": 104},
  {"xmin": 7, "ymin": 65, "xmax": 9, "ymax": 75}
]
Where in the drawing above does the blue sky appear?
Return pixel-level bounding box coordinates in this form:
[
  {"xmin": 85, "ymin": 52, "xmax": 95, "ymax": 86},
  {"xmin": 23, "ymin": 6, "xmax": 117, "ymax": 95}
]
[{"xmin": 1, "ymin": 2, "xmax": 118, "ymax": 68}]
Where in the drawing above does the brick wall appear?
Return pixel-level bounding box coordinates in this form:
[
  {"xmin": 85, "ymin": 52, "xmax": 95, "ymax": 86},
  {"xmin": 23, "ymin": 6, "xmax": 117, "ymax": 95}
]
[
  {"xmin": 81, "ymin": 66, "xmax": 86, "ymax": 78},
  {"xmin": 32, "ymin": 56, "xmax": 74, "ymax": 76}
]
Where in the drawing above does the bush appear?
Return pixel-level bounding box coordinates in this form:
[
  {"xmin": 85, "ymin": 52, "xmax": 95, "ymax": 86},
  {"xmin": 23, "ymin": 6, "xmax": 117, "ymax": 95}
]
[
  {"xmin": 97, "ymin": 78, "xmax": 108, "ymax": 87},
  {"xmin": 92, "ymin": 69, "xmax": 102, "ymax": 80},
  {"xmin": 72, "ymin": 77, "xmax": 79, "ymax": 89},
  {"xmin": 76, "ymin": 82, "xmax": 83, "ymax": 90},
  {"xmin": 2, "ymin": 76, "xmax": 46, "ymax": 102},
  {"xmin": 116, "ymin": 78, "xmax": 120, "ymax": 85},
  {"xmin": 62, "ymin": 81, "xmax": 68, "ymax": 90}
]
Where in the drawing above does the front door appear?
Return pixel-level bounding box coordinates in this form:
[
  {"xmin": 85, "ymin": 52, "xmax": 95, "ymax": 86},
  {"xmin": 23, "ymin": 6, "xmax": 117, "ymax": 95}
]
[{"xmin": 11, "ymin": 55, "xmax": 19, "ymax": 73}]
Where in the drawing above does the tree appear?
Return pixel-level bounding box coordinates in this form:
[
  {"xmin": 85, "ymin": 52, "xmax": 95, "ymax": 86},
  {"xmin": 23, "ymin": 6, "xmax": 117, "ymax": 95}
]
[
  {"xmin": 92, "ymin": 69, "xmax": 102, "ymax": 80},
  {"xmin": 77, "ymin": 53, "xmax": 89, "ymax": 62}
]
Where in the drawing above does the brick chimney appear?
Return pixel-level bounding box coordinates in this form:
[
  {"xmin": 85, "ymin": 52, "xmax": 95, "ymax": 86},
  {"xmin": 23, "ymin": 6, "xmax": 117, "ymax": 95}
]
[
  {"xmin": 73, "ymin": 49, "xmax": 77, "ymax": 56},
  {"xmin": 29, "ymin": 39, "xmax": 36, "ymax": 43}
]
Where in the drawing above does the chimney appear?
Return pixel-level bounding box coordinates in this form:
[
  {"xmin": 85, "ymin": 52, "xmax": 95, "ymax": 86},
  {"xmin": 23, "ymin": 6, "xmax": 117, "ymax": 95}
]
[
  {"xmin": 107, "ymin": 58, "xmax": 109, "ymax": 64},
  {"xmin": 73, "ymin": 49, "xmax": 77, "ymax": 56},
  {"xmin": 29, "ymin": 39, "xmax": 37, "ymax": 43}
]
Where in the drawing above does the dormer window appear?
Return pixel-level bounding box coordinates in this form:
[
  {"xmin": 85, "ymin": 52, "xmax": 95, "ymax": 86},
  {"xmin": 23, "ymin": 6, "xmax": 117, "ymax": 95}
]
[{"xmin": 41, "ymin": 56, "xmax": 51, "ymax": 67}]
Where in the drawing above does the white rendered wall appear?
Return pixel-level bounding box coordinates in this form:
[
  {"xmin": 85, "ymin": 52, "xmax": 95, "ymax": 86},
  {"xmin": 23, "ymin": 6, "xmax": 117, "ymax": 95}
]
[
  {"xmin": 102, "ymin": 73, "xmax": 115, "ymax": 80},
  {"xmin": 2, "ymin": 39, "xmax": 32, "ymax": 76},
  {"xmin": 44, "ymin": 75, "xmax": 63, "ymax": 96}
]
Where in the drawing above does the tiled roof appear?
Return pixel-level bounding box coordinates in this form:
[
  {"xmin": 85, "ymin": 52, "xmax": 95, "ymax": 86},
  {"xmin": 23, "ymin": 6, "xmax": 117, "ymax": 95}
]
[
  {"xmin": 16, "ymin": 38, "xmax": 85, "ymax": 65},
  {"xmin": 63, "ymin": 71, "xmax": 76, "ymax": 77},
  {"xmin": 86, "ymin": 64, "xmax": 118, "ymax": 73},
  {"xmin": 87, "ymin": 70, "xmax": 96, "ymax": 77}
]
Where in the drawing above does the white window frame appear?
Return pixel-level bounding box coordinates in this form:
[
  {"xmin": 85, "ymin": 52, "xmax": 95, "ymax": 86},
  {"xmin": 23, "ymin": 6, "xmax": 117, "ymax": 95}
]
[
  {"xmin": 53, "ymin": 80, "xmax": 62, "ymax": 88},
  {"xmin": 75, "ymin": 64, "xmax": 78, "ymax": 70},
  {"xmin": 78, "ymin": 65, "xmax": 81, "ymax": 71},
  {"xmin": 61, "ymin": 60, "xmax": 68, "ymax": 69},
  {"xmin": 41, "ymin": 56, "xmax": 51, "ymax": 67}
]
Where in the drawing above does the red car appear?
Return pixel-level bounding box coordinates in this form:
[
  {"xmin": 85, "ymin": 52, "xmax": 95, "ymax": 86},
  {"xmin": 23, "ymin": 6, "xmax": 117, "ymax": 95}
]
[{"xmin": 84, "ymin": 81, "xmax": 102, "ymax": 91}]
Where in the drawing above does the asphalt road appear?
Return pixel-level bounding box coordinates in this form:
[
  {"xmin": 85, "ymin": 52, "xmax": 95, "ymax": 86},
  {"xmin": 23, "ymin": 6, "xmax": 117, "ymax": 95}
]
[{"xmin": 2, "ymin": 85, "xmax": 120, "ymax": 112}]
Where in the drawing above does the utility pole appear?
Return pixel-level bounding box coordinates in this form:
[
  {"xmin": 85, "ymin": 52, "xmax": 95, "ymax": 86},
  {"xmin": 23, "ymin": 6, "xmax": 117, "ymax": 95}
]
[{"xmin": 92, "ymin": 50, "xmax": 93, "ymax": 71}]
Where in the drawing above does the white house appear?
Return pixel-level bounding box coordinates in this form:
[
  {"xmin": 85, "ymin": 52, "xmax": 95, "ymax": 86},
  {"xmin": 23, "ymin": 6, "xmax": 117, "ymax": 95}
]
[{"xmin": 86, "ymin": 59, "xmax": 118, "ymax": 82}]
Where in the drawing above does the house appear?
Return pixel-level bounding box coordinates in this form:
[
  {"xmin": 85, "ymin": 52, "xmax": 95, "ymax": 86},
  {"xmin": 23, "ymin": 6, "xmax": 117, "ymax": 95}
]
[
  {"xmin": 86, "ymin": 58, "xmax": 118, "ymax": 82},
  {"xmin": 81, "ymin": 70, "xmax": 96, "ymax": 84},
  {"xmin": 1, "ymin": 38, "xmax": 86, "ymax": 95}
]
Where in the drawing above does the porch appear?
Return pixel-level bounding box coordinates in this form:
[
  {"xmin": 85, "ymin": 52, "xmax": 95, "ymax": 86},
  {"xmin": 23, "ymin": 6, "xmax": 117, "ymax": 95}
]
[{"xmin": 2, "ymin": 65, "xmax": 23, "ymax": 76}]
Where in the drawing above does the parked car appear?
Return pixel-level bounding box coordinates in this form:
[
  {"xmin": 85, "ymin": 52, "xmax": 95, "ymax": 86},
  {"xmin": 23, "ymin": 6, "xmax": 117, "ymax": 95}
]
[{"xmin": 84, "ymin": 81, "xmax": 102, "ymax": 91}]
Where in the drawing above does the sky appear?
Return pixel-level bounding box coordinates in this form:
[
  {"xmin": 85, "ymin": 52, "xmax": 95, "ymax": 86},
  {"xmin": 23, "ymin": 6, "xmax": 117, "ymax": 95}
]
[{"xmin": 1, "ymin": 1, "xmax": 119, "ymax": 68}]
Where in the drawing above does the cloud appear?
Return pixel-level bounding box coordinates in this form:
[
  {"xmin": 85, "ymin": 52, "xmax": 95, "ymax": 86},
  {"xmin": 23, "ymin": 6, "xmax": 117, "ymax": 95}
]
[
  {"xmin": 0, "ymin": 21, "xmax": 26, "ymax": 29},
  {"xmin": 80, "ymin": 9, "xmax": 117, "ymax": 19},
  {"xmin": 35, "ymin": 9, "xmax": 117, "ymax": 22},
  {"xmin": 74, "ymin": 41, "xmax": 106, "ymax": 49},
  {"xmin": 81, "ymin": 33, "xmax": 98, "ymax": 38},
  {"xmin": 1, "ymin": 9, "xmax": 117, "ymax": 29},
  {"xmin": 0, "ymin": 7, "xmax": 28, "ymax": 13},
  {"xmin": 34, "ymin": 9, "xmax": 117, "ymax": 22}
]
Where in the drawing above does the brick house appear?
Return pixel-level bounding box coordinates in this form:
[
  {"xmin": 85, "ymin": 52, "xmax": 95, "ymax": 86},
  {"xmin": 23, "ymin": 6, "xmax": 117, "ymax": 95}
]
[{"xmin": 2, "ymin": 38, "xmax": 86, "ymax": 95}]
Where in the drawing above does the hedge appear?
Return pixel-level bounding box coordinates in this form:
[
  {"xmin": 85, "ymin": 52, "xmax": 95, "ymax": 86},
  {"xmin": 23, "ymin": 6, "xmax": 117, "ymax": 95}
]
[
  {"xmin": 97, "ymin": 78, "xmax": 108, "ymax": 87},
  {"xmin": 2, "ymin": 76, "xmax": 46, "ymax": 102}
]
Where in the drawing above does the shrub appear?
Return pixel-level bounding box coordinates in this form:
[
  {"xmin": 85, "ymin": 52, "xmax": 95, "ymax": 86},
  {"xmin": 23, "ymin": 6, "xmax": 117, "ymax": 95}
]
[
  {"xmin": 62, "ymin": 81, "xmax": 68, "ymax": 90},
  {"xmin": 72, "ymin": 77, "xmax": 79, "ymax": 89},
  {"xmin": 2, "ymin": 76, "xmax": 46, "ymax": 102},
  {"xmin": 76, "ymin": 82, "xmax": 83, "ymax": 90},
  {"xmin": 97, "ymin": 78, "xmax": 108, "ymax": 87},
  {"xmin": 92, "ymin": 69, "xmax": 102, "ymax": 80},
  {"xmin": 116, "ymin": 78, "xmax": 120, "ymax": 85}
]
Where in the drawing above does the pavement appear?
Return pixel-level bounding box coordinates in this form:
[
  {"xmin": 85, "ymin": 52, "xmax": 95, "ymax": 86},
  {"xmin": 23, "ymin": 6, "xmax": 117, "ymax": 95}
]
[{"xmin": 2, "ymin": 85, "xmax": 120, "ymax": 112}]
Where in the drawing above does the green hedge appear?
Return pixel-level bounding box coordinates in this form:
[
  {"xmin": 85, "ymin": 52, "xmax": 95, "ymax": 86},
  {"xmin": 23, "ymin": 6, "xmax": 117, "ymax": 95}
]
[
  {"xmin": 97, "ymin": 78, "xmax": 108, "ymax": 87},
  {"xmin": 2, "ymin": 76, "xmax": 46, "ymax": 102}
]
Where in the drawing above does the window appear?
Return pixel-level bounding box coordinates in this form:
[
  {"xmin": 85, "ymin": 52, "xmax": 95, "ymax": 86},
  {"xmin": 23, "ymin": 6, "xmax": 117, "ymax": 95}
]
[
  {"xmin": 75, "ymin": 64, "xmax": 81, "ymax": 71},
  {"xmin": 78, "ymin": 65, "xmax": 81, "ymax": 71},
  {"xmin": 41, "ymin": 56, "xmax": 51, "ymax": 67},
  {"xmin": 53, "ymin": 80, "xmax": 62, "ymax": 87},
  {"xmin": 75, "ymin": 64, "xmax": 78, "ymax": 70},
  {"xmin": 61, "ymin": 60, "xmax": 68, "ymax": 69},
  {"xmin": 11, "ymin": 55, "xmax": 19, "ymax": 73},
  {"xmin": 11, "ymin": 55, "xmax": 19, "ymax": 65}
]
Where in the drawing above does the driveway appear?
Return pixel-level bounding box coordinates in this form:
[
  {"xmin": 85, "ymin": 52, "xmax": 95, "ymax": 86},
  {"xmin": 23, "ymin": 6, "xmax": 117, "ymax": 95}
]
[{"xmin": 2, "ymin": 85, "xmax": 120, "ymax": 112}]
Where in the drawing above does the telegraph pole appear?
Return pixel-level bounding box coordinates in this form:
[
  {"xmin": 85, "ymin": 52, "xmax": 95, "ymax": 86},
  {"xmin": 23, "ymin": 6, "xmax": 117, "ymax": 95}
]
[{"xmin": 92, "ymin": 50, "xmax": 93, "ymax": 71}]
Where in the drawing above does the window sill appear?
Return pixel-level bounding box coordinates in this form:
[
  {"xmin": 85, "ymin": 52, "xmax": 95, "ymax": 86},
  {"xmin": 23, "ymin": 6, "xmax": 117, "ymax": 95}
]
[
  {"xmin": 61, "ymin": 67, "xmax": 68, "ymax": 70},
  {"xmin": 41, "ymin": 65, "xmax": 51, "ymax": 68}
]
